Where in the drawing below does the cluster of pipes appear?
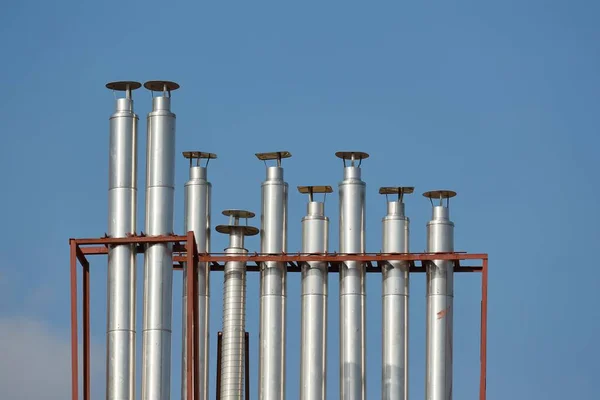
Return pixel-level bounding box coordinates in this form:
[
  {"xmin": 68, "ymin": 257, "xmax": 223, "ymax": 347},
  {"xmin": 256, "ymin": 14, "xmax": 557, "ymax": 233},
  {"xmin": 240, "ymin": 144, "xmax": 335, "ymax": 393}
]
[{"xmin": 106, "ymin": 81, "xmax": 456, "ymax": 400}]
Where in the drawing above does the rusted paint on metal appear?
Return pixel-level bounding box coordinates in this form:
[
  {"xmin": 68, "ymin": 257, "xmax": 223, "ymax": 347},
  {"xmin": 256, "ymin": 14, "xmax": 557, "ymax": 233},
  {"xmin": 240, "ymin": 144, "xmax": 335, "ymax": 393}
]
[
  {"xmin": 70, "ymin": 240, "xmax": 79, "ymax": 400},
  {"xmin": 437, "ymin": 307, "xmax": 450, "ymax": 320},
  {"xmin": 480, "ymin": 257, "xmax": 488, "ymax": 400},
  {"xmin": 186, "ymin": 232, "xmax": 195, "ymax": 400}
]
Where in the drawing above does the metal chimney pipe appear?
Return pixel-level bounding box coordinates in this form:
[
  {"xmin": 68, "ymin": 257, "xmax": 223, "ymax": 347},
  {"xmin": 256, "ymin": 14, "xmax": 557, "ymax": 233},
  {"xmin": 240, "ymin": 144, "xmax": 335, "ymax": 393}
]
[
  {"xmin": 379, "ymin": 187, "xmax": 413, "ymax": 400},
  {"xmin": 336, "ymin": 151, "xmax": 369, "ymax": 400},
  {"xmin": 181, "ymin": 152, "xmax": 216, "ymax": 400},
  {"xmin": 141, "ymin": 80, "xmax": 179, "ymax": 400},
  {"xmin": 423, "ymin": 190, "xmax": 456, "ymax": 400},
  {"xmin": 257, "ymin": 151, "xmax": 290, "ymax": 400},
  {"xmin": 106, "ymin": 81, "xmax": 141, "ymax": 400},
  {"xmin": 298, "ymin": 186, "xmax": 332, "ymax": 400},
  {"xmin": 217, "ymin": 210, "xmax": 259, "ymax": 400}
]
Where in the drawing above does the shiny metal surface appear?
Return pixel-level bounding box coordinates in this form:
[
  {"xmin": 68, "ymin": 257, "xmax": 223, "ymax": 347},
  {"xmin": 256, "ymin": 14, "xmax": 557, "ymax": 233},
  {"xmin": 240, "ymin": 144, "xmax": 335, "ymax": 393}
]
[
  {"xmin": 259, "ymin": 165, "xmax": 288, "ymax": 400},
  {"xmin": 218, "ymin": 213, "xmax": 258, "ymax": 400},
  {"xmin": 425, "ymin": 203, "xmax": 455, "ymax": 400},
  {"xmin": 141, "ymin": 93, "xmax": 176, "ymax": 400},
  {"xmin": 181, "ymin": 163, "xmax": 212, "ymax": 400},
  {"xmin": 106, "ymin": 83, "xmax": 139, "ymax": 400},
  {"xmin": 300, "ymin": 199, "xmax": 329, "ymax": 400},
  {"xmin": 338, "ymin": 156, "xmax": 367, "ymax": 400},
  {"xmin": 381, "ymin": 200, "xmax": 410, "ymax": 400}
]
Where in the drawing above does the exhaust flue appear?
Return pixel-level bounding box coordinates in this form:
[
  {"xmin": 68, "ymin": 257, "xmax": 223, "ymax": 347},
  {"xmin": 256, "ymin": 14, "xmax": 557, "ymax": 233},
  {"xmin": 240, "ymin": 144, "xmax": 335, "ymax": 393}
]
[
  {"xmin": 141, "ymin": 81, "xmax": 178, "ymax": 400},
  {"xmin": 337, "ymin": 151, "xmax": 368, "ymax": 400},
  {"xmin": 424, "ymin": 190, "xmax": 456, "ymax": 400},
  {"xmin": 299, "ymin": 186, "xmax": 332, "ymax": 400},
  {"xmin": 217, "ymin": 210, "xmax": 259, "ymax": 399},
  {"xmin": 257, "ymin": 152, "xmax": 290, "ymax": 400},
  {"xmin": 106, "ymin": 81, "xmax": 140, "ymax": 400},
  {"xmin": 181, "ymin": 152, "xmax": 216, "ymax": 400},
  {"xmin": 380, "ymin": 187, "xmax": 412, "ymax": 400}
]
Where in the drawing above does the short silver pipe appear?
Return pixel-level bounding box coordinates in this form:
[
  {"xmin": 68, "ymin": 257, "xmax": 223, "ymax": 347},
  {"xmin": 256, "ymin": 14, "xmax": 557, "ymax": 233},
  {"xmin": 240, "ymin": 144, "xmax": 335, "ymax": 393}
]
[
  {"xmin": 424, "ymin": 190, "xmax": 456, "ymax": 400},
  {"xmin": 181, "ymin": 152, "xmax": 216, "ymax": 400},
  {"xmin": 379, "ymin": 187, "xmax": 413, "ymax": 400},
  {"xmin": 336, "ymin": 151, "xmax": 369, "ymax": 400},
  {"xmin": 298, "ymin": 186, "xmax": 332, "ymax": 400},
  {"xmin": 257, "ymin": 151, "xmax": 290, "ymax": 400},
  {"xmin": 141, "ymin": 81, "xmax": 179, "ymax": 400},
  {"xmin": 106, "ymin": 81, "xmax": 140, "ymax": 400},
  {"xmin": 217, "ymin": 210, "xmax": 259, "ymax": 400}
]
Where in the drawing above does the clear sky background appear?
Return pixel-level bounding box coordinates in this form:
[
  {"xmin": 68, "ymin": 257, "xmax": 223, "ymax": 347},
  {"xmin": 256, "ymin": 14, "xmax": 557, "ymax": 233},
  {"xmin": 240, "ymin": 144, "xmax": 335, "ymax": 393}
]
[{"xmin": 0, "ymin": 1, "xmax": 598, "ymax": 399}]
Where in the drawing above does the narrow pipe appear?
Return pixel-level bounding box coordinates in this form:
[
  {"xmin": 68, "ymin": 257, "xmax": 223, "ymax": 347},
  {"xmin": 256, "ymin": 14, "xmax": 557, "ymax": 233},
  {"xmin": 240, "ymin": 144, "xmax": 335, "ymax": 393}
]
[
  {"xmin": 425, "ymin": 199, "xmax": 455, "ymax": 400},
  {"xmin": 381, "ymin": 200, "xmax": 409, "ymax": 400},
  {"xmin": 141, "ymin": 89, "xmax": 176, "ymax": 400},
  {"xmin": 106, "ymin": 82, "xmax": 138, "ymax": 400},
  {"xmin": 217, "ymin": 211, "xmax": 258, "ymax": 400},
  {"xmin": 300, "ymin": 200, "xmax": 329, "ymax": 400},
  {"xmin": 259, "ymin": 165, "xmax": 288, "ymax": 400},
  {"xmin": 338, "ymin": 159, "xmax": 367, "ymax": 399},
  {"xmin": 182, "ymin": 160, "xmax": 212, "ymax": 400},
  {"xmin": 221, "ymin": 230, "xmax": 247, "ymax": 399}
]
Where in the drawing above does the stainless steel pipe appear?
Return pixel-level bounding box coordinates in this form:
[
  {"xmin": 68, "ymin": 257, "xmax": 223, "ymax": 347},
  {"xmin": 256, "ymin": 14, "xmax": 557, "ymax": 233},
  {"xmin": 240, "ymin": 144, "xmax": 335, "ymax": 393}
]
[
  {"xmin": 380, "ymin": 187, "xmax": 412, "ymax": 400},
  {"xmin": 141, "ymin": 81, "xmax": 178, "ymax": 400},
  {"xmin": 257, "ymin": 152, "xmax": 290, "ymax": 400},
  {"xmin": 336, "ymin": 151, "xmax": 368, "ymax": 400},
  {"xmin": 217, "ymin": 210, "xmax": 259, "ymax": 400},
  {"xmin": 299, "ymin": 186, "xmax": 332, "ymax": 400},
  {"xmin": 181, "ymin": 152, "xmax": 215, "ymax": 400},
  {"xmin": 106, "ymin": 81, "xmax": 140, "ymax": 400},
  {"xmin": 424, "ymin": 190, "xmax": 456, "ymax": 400}
]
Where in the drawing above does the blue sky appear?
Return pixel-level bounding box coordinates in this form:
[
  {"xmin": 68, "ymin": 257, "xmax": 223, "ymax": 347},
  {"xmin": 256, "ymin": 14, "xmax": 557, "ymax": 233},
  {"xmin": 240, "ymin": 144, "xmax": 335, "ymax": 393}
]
[{"xmin": 0, "ymin": 1, "xmax": 598, "ymax": 399}]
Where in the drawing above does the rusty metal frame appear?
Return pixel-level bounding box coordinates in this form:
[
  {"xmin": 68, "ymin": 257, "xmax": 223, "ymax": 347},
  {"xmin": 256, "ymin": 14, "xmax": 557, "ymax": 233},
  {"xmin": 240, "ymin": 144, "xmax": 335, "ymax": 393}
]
[{"xmin": 69, "ymin": 233, "xmax": 488, "ymax": 400}]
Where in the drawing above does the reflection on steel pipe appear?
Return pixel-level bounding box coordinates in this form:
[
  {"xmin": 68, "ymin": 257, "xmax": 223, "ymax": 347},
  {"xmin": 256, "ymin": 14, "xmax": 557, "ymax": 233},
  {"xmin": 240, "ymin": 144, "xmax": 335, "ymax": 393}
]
[
  {"xmin": 181, "ymin": 152, "xmax": 216, "ymax": 400},
  {"xmin": 424, "ymin": 190, "xmax": 456, "ymax": 400},
  {"xmin": 141, "ymin": 81, "xmax": 179, "ymax": 400},
  {"xmin": 217, "ymin": 210, "xmax": 259, "ymax": 400},
  {"xmin": 299, "ymin": 186, "xmax": 332, "ymax": 400},
  {"xmin": 257, "ymin": 151, "xmax": 290, "ymax": 400},
  {"xmin": 106, "ymin": 81, "xmax": 140, "ymax": 400},
  {"xmin": 336, "ymin": 151, "xmax": 368, "ymax": 400},
  {"xmin": 380, "ymin": 187, "xmax": 413, "ymax": 400}
]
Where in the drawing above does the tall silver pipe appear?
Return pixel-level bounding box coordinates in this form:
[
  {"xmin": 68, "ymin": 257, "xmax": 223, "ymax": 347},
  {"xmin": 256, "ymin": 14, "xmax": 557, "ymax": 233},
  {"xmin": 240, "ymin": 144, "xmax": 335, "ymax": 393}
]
[
  {"xmin": 380, "ymin": 187, "xmax": 413, "ymax": 400},
  {"xmin": 141, "ymin": 81, "xmax": 179, "ymax": 400},
  {"xmin": 106, "ymin": 81, "xmax": 140, "ymax": 400},
  {"xmin": 181, "ymin": 152, "xmax": 216, "ymax": 400},
  {"xmin": 336, "ymin": 151, "xmax": 369, "ymax": 400},
  {"xmin": 217, "ymin": 210, "xmax": 259, "ymax": 400},
  {"xmin": 424, "ymin": 190, "xmax": 456, "ymax": 400},
  {"xmin": 299, "ymin": 186, "xmax": 332, "ymax": 400},
  {"xmin": 257, "ymin": 151, "xmax": 290, "ymax": 400}
]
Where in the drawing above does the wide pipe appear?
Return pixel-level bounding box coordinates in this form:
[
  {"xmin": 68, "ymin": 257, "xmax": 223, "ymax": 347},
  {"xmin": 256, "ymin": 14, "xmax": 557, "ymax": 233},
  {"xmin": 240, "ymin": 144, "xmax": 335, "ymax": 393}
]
[
  {"xmin": 259, "ymin": 167, "xmax": 288, "ymax": 399},
  {"xmin": 141, "ymin": 94, "xmax": 176, "ymax": 400},
  {"xmin": 221, "ymin": 228, "xmax": 248, "ymax": 399},
  {"xmin": 106, "ymin": 88, "xmax": 138, "ymax": 400},
  {"xmin": 339, "ymin": 166, "xmax": 366, "ymax": 399},
  {"xmin": 182, "ymin": 166, "xmax": 211, "ymax": 400},
  {"xmin": 381, "ymin": 201, "xmax": 409, "ymax": 400},
  {"xmin": 300, "ymin": 201, "xmax": 329, "ymax": 400},
  {"xmin": 425, "ymin": 205, "xmax": 455, "ymax": 400}
]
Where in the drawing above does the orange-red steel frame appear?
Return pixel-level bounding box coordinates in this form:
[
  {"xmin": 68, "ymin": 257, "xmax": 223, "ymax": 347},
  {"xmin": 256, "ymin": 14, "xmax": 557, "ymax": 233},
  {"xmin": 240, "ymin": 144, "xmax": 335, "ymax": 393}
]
[{"xmin": 69, "ymin": 233, "xmax": 488, "ymax": 400}]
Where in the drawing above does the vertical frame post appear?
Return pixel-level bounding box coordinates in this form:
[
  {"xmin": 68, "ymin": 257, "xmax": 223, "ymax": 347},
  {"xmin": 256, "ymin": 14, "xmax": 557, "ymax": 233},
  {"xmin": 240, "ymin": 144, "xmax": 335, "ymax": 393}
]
[
  {"xmin": 83, "ymin": 259, "xmax": 90, "ymax": 400},
  {"xmin": 186, "ymin": 232, "xmax": 195, "ymax": 400},
  {"xmin": 245, "ymin": 332, "xmax": 250, "ymax": 400},
  {"xmin": 70, "ymin": 240, "xmax": 79, "ymax": 400},
  {"xmin": 192, "ymin": 231, "xmax": 201, "ymax": 400},
  {"xmin": 216, "ymin": 332, "xmax": 223, "ymax": 400},
  {"xmin": 479, "ymin": 257, "xmax": 488, "ymax": 400}
]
